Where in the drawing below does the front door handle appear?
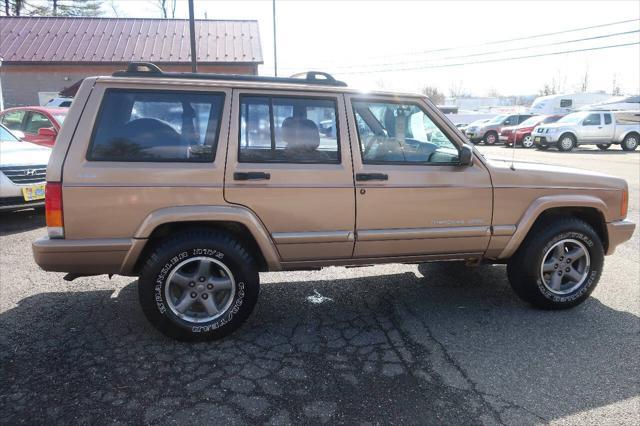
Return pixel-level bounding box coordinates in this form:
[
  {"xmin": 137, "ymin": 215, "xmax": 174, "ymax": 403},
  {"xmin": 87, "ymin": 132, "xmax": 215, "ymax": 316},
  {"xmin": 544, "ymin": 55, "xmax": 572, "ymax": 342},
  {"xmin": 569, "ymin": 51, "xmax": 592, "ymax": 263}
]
[
  {"xmin": 356, "ymin": 173, "xmax": 388, "ymax": 181},
  {"xmin": 234, "ymin": 171, "xmax": 271, "ymax": 181}
]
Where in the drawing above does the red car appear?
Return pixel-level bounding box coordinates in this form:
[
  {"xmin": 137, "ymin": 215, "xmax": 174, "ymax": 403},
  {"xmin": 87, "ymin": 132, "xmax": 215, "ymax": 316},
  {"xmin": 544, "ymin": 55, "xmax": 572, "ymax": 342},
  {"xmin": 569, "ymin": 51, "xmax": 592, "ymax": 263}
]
[
  {"xmin": 0, "ymin": 106, "xmax": 68, "ymax": 147},
  {"xmin": 500, "ymin": 115, "xmax": 563, "ymax": 148}
]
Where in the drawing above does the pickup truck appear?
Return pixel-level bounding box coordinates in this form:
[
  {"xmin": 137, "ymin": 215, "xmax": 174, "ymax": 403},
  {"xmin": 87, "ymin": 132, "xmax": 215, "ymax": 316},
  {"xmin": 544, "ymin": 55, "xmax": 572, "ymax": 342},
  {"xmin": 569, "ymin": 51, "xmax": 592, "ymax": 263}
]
[{"xmin": 533, "ymin": 110, "xmax": 640, "ymax": 152}]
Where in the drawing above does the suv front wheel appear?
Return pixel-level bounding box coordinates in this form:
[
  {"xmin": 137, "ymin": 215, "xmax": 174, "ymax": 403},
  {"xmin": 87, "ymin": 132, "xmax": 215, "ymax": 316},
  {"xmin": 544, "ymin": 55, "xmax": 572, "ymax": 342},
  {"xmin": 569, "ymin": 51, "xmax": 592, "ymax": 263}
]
[
  {"xmin": 138, "ymin": 230, "xmax": 259, "ymax": 341},
  {"xmin": 507, "ymin": 218, "xmax": 603, "ymax": 309}
]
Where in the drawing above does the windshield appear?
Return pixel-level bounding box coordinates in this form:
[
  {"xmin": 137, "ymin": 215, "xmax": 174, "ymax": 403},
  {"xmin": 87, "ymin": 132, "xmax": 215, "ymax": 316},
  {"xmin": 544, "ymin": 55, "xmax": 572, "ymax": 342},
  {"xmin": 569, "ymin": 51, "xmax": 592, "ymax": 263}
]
[
  {"xmin": 53, "ymin": 112, "xmax": 67, "ymax": 124},
  {"xmin": 0, "ymin": 126, "xmax": 20, "ymax": 142},
  {"xmin": 557, "ymin": 112, "xmax": 588, "ymax": 123},
  {"xmin": 487, "ymin": 115, "xmax": 506, "ymax": 124},
  {"xmin": 519, "ymin": 116, "xmax": 542, "ymax": 127}
]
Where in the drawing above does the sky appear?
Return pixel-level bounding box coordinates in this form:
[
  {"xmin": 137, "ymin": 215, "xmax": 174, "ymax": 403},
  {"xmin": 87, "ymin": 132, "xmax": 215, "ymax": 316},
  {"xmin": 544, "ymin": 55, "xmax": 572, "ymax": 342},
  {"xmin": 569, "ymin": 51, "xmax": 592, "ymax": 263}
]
[{"xmin": 103, "ymin": 0, "xmax": 640, "ymax": 97}]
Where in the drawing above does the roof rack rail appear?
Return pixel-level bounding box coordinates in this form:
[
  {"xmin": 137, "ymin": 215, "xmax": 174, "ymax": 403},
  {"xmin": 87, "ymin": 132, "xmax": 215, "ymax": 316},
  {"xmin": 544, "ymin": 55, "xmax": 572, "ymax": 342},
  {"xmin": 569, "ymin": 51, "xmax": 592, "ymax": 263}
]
[{"xmin": 112, "ymin": 62, "xmax": 347, "ymax": 87}]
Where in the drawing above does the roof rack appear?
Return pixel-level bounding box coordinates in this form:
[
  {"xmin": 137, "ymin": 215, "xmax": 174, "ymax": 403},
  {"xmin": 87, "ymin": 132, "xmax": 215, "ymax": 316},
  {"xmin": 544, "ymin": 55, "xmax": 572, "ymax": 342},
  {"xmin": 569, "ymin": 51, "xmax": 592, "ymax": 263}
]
[{"xmin": 112, "ymin": 62, "xmax": 347, "ymax": 87}]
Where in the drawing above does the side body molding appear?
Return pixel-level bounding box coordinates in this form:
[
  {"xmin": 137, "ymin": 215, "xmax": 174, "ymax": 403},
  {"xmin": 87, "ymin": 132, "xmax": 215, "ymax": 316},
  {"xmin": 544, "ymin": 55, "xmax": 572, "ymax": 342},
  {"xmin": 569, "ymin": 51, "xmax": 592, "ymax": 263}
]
[
  {"xmin": 131, "ymin": 205, "xmax": 282, "ymax": 271},
  {"xmin": 497, "ymin": 194, "xmax": 609, "ymax": 259}
]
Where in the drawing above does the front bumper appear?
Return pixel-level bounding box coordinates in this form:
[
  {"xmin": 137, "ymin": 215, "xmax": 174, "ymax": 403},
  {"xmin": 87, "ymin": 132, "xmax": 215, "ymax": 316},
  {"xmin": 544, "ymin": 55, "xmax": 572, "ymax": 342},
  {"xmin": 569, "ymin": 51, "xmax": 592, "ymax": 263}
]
[
  {"xmin": 605, "ymin": 220, "xmax": 636, "ymax": 255},
  {"xmin": 533, "ymin": 132, "xmax": 560, "ymax": 144},
  {"xmin": 0, "ymin": 196, "xmax": 44, "ymax": 211}
]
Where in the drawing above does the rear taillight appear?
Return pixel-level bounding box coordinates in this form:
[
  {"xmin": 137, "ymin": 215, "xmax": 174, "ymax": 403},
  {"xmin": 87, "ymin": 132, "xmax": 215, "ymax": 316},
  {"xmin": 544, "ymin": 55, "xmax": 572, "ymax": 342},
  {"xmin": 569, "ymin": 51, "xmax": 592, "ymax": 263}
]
[
  {"xmin": 45, "ymin": 182, "xmax": 64, "ymax": 238},
  {"xmin": 621, "ymin": 188, "xmax": 629, "ymax": 219}
]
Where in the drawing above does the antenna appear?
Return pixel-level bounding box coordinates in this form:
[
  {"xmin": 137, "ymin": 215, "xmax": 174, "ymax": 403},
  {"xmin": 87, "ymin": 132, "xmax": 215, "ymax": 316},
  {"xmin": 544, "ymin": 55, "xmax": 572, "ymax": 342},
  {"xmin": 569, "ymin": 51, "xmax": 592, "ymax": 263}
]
[{"xmin": 510, "ymin": 129, "xmax": 517, "ymax": 170}]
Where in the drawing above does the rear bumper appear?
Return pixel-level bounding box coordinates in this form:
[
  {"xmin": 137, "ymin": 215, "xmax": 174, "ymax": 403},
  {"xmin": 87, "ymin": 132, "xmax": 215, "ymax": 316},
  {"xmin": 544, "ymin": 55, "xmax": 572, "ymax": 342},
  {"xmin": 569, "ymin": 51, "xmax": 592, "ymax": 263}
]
[
  {"xmin": 32, "ymin": 237, "xmax": 146, "ymax": 276},
  {"xmin": 606, "ymin": 220, "xmax": 636, "ymax": 255}
]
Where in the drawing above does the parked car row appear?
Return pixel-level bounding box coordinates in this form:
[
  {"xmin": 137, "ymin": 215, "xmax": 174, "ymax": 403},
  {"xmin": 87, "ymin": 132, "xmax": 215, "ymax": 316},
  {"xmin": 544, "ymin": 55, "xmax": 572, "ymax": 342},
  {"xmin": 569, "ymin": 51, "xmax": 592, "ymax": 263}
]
[{"xmin": 462, "ymin": 109, "xmax": 639, "ymax": 152}]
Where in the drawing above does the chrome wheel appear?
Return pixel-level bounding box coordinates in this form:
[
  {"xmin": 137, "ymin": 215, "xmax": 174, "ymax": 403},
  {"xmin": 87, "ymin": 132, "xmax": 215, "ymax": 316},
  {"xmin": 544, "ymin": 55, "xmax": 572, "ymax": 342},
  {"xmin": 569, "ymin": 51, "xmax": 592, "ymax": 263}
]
[
  {"xmin": 485, "ymin": 133, "xmax": 497, "ymax": 144},
  {"xmin": 540, "ymin": 239, "xmax": 590, "ymax": 295},
  {"xmin": 165, "ymin": 256, "xmax": 236, "ymax": 323},
  {"xmin": 522, "ymin": 135, "xmax": 533, "ymax": 148}
]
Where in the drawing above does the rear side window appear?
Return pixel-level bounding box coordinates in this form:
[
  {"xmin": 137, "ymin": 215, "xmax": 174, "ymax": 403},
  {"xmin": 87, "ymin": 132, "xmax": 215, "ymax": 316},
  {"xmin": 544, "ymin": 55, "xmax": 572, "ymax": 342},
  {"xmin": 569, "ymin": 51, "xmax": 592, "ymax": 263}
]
[
  {"xmin": 560, "ymin": 99, "xmax": 572, "ymax": 108},
  {"xmin": 604, "ymin": 114, "xmax": 612, "ymax": 125},
  {"xmin": 239, "ymin": 96, "xmax": 339, "ymax": 163},
  {"xmin": 88, "ymin": 90, "xmax": 225, "ymax": 162}
]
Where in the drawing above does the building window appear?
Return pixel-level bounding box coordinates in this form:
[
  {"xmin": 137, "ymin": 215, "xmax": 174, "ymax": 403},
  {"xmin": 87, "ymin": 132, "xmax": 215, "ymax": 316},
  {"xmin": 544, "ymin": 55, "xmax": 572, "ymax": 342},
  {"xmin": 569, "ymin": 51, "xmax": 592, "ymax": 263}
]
[{"xmin": 88, "ymin": 90, "xmax": 224, "ymax": 162}]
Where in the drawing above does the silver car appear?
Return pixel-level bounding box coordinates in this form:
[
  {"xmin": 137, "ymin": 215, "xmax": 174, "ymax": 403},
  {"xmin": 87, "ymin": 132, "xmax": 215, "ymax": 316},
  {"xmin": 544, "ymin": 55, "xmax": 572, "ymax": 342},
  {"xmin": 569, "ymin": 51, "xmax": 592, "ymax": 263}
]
[
  {"xmin": 533, "ymin": 111, "xmax": 640, "ymax": 152},
  {"xmin": 0, "ymin": 124, "xmax": 51, "ymax": 211}
]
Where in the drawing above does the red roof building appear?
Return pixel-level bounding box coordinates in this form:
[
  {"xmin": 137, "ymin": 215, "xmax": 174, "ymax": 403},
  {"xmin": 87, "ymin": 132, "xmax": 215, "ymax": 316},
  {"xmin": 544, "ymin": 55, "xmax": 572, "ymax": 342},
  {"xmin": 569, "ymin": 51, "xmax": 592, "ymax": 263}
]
[{"xmin": 0, "ymin": 16, "xmax": 264, "ymax": 107}]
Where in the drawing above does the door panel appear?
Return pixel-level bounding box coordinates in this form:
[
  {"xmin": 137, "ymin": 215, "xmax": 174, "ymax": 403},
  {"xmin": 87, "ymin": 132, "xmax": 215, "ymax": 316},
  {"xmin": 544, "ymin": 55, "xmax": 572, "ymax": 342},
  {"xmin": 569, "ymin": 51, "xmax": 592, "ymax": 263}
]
[
  {"xmin": 224, "ymin": 90, "xmax": 355, "ymax": 261},
  {"xmin": 346, "ymin": 95, "xmax": 493, "ymax": 258}
]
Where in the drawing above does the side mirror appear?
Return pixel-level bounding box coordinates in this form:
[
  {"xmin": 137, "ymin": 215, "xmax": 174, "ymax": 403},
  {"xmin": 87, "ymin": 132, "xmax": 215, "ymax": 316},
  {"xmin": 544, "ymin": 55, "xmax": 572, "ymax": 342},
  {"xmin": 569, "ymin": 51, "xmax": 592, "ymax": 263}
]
[
  {"xmin": 459, "ymin": 145, "xmax": 473, "ymax": 166},
  {"xmin": 38, "ymin": 127, "xmax": 57, "ymax": 137}
]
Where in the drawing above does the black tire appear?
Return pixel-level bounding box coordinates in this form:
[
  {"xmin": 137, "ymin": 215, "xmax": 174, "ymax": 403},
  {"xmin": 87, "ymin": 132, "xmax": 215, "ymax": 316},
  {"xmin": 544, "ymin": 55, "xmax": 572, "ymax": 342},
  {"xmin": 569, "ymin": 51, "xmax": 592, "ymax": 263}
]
[
  {"xmin": 621, "ymin": 133, "xmax": 639, "ymax": 151},
  {"xmin": 138, "ymin": 230, "xmax": 259, "ymax": 341},
  {"xmin": 507, "ymin": 218, "xmax": 603, "ymax": 310},
  {"xmin": 484, "ymin": 131, "xmax": 498, "ymax": 145},
  {"xmin": 535, "ymin": 143, "xmax": 549, "ymax": 151},
  {"xmin": 596, "ymin": 143, "xmax": 611, "ymax": 151},
  {"xmin": 557, "ymin": 133, "xmax": 576, "ymax": 152}
]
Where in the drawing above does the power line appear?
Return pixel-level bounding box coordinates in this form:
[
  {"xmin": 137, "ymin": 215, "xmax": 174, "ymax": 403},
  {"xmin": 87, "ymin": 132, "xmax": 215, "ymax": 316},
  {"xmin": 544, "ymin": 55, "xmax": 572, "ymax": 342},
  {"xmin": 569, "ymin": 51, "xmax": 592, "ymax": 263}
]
[
  {"xmin": 304, "ymin": 17, "xmax": 640, "ymax": 64},
  {"xmin": 333, "ymin": 41, "xmax": 640, "ymax": 75},
  {"xmin": 298, "ymin": 29, "xmax": 640, "ymax": 72}
]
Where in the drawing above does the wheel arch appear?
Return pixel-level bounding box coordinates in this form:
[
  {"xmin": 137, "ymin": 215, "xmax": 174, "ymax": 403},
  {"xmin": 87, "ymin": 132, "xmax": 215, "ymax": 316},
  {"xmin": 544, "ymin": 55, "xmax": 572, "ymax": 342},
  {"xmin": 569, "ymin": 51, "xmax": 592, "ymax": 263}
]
[
  {"xmin": 621, "ymin": 130, "xmax": 639, "ymax": 142},
  {"xmin": 498, "ymin": 195, "xmax": 609, "ymax": 259},
  {"xmin": 122, "ymin": 205, "xmax": 281, "ymax": 275},
  {"xmin": 558, "ymin": 131, "xmax": 577, "ymax": 143}
]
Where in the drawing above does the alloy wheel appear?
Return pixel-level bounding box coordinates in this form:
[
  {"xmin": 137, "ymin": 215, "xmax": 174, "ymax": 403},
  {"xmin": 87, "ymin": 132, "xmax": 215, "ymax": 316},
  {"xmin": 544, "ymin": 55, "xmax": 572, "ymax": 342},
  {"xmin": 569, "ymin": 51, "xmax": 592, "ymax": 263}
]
[
  {"xmin": 522, "ymin": 135, "xmax": 533, "ymax": 148},
  {"xmin": 164, "ymin": 256, "xmax": 236, "ymax": 323},
  {"xmin": 540, "ymin": 239, "xmax": 590, "ymax": 295}
]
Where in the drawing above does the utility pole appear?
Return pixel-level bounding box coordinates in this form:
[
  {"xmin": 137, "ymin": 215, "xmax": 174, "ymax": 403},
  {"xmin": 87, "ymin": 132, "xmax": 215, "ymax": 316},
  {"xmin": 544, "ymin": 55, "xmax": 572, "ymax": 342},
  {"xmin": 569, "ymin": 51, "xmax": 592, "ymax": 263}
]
[
  {"xmin": 272, "ymin": 0, "xmax": 278, "ymax": 76},
  {"xmin": 188, "ymin": 0, "xmax": 197, "ymax": 73}
]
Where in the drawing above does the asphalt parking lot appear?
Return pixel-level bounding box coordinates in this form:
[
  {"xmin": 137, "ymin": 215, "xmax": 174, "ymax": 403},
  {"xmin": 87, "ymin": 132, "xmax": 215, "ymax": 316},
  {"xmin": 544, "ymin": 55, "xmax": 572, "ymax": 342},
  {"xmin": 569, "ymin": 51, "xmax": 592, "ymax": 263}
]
[{"xmin": 1, "ymin": 145, "xmax": 638, "ymax": 425}]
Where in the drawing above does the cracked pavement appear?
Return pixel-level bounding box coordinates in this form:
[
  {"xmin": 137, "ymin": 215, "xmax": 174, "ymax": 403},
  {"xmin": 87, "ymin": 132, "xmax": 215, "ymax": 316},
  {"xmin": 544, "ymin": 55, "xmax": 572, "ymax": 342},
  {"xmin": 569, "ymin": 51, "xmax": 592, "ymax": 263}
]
[{"xmin": 1, "ymin": 146, "xmax": 639, "ymax": 424}]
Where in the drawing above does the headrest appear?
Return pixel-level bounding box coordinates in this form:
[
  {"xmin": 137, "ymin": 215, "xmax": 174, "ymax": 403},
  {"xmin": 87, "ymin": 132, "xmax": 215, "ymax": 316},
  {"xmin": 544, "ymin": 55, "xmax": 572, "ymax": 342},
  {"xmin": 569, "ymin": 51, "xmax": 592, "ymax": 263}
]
[{"xmin": 282, "ymin": 117, "xmax": 320, "ymax": 151}]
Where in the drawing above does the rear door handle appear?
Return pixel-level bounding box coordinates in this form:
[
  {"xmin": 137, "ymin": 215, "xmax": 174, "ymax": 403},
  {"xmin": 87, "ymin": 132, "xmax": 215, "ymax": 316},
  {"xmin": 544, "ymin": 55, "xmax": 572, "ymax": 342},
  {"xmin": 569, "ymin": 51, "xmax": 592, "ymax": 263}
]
[
  {"xmin": 356, "ymin": 173, "xmax": 388, "ymax": 181},
  {"xmin": 233, "ymin": 171, "xmax": 271, "ymax": 181}
]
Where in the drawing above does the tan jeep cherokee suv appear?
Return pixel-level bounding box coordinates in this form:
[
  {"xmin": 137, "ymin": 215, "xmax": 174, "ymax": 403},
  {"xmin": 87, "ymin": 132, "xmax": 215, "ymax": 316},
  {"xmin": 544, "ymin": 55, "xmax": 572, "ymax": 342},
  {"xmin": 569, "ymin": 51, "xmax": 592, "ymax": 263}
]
[{"xmin": 33, "ymin": 63, "xmax": 635, "ymax": 341}]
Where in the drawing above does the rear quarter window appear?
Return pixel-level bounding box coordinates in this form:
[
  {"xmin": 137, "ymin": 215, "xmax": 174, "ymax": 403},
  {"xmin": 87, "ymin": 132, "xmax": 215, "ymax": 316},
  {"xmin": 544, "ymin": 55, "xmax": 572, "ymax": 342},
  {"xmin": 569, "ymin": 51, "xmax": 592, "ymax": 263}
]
[{"xmin": 87, "ymin": 89, "xmax": 225, "ymax": 162}]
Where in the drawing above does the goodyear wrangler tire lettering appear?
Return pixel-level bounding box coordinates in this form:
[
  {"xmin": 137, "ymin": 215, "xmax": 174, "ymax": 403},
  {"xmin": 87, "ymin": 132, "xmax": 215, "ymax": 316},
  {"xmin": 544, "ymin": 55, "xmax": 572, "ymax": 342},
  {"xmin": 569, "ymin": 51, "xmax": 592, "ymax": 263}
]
[
  {"xmin": 138, "ymin": 230, "xmax": 259, "ymax": 341},
  {"xmin": 507, "ymin": 218, "xmax": 603, "ymax": 310}
]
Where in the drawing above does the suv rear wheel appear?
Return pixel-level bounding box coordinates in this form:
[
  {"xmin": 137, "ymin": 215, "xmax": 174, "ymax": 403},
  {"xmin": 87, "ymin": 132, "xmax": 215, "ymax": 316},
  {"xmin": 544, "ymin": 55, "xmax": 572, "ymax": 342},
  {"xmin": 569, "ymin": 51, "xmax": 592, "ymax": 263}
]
[
  {"xmin": 507, "ymin": 218, "xmax": 603, "ymax": 309},
  {"xmin": 138, "ymin": 230, "xmax": 259, "ymax": 341}
]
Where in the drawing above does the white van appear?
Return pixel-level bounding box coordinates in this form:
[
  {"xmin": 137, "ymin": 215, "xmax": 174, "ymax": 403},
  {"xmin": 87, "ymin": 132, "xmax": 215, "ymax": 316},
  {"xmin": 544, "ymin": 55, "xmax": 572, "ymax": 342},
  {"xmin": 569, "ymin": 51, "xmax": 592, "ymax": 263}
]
[{"xmin": 529, "ymin": 93, "xmax": 612, "ymax": 115}]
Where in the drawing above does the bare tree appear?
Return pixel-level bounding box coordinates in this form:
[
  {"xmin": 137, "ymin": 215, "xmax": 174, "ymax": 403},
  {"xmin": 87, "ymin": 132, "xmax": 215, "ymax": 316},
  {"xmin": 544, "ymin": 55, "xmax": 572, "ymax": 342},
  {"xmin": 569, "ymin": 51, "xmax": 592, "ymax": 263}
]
[
  {"xmin": 421, "ymin": 85, "xmax": 445, "ymax": 105},
  {"xmin": 611, "ymin": 74, "xmax": 622, "ymax": 96},
  {"xmin": 579, "ymin": 66, "xmax": 589, "ymax": 93},
  {"xmin": 448, "ymin": 80, "xmax": 468, "ymax": 98},
  {"xmin": 486, "ymin": 88, "xmax": 501, "ymax": 98},
  {"xmin": 153, "ymin": 0, "xmax": 177, "ymax": 18}
]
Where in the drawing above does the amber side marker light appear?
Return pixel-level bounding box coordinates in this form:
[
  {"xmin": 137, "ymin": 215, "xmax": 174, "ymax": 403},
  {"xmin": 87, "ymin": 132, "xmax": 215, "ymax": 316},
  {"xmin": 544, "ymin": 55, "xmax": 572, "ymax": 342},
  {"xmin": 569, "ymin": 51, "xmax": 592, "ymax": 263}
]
[
  {"xmin": 621, "ymin": 188, "xmax": 629, "ymax": 219},
  {"xmin": 45, "ymin": 182, "xmax": 64, "ymax": 238}
]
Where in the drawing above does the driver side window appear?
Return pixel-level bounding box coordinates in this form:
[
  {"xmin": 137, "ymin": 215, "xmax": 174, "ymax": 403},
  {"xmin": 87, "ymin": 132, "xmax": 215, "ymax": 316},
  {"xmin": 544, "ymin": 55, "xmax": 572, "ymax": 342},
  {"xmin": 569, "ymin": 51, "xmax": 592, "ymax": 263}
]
[{"xmin": 352, "ymin": 100, "xmax": 459, "ymax": 165}]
